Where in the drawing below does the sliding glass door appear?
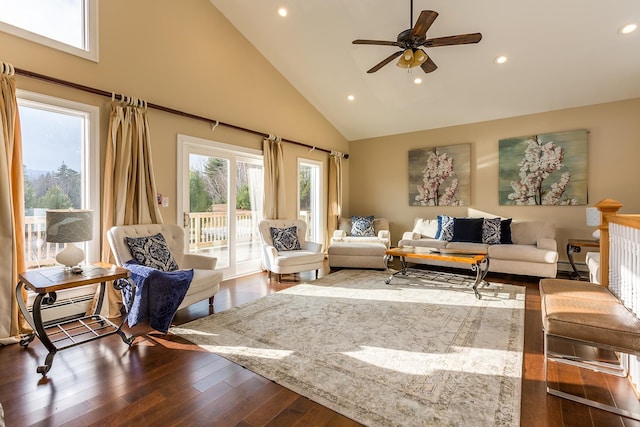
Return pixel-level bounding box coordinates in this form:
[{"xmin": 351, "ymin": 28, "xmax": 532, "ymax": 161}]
[{"xmin": 178, "ymin": 135, "xmax": 263, "ymax": 278}]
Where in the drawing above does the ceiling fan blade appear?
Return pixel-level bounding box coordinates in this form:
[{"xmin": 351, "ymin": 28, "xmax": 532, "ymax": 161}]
[
  {"xmin": 423, "ymin": 33, "xmax": 482, "ymax": 47},
  {"xmin": 420, "ymin": 57, "xmax": 438, "ymax": 73},
  {"xmin": 411, "ymin": 10, "xmax": 438, "ymax": 40},
  {"xmin": 353, "ymin": 39, "xmax": 400, "ymax": 46},
  {"xmin": 367, "ymin": 51, "xmax": 403, "ymax": 73}
]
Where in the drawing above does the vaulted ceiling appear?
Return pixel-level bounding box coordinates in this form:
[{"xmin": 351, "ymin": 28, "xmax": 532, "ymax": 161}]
[{"xmin": 209, "ymin": 1, "xmax": 640, "ymax": 141}]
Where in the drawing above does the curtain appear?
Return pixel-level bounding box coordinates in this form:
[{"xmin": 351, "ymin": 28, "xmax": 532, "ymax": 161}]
[
  {"xmin": 327, "ymin": 152, "xmax": 343, "ymax": 249},
  {"xmin": 100, "ymin": 100, "xmax": 163, "ymax": 317},
  {"xmin": 262, "ymin": 138, "xmax": 286, "ymax": 219},
  {"xmin": 0, "ymin": 63, "xmax": 27, "ymax": 345}
]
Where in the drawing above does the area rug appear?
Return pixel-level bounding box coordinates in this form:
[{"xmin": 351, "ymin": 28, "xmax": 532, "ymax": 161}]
[{"xmin": 171, "ymin": 269, "xmax": 525, "ymax": 426}]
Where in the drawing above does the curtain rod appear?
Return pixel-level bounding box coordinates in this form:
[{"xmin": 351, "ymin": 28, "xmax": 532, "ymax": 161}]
[{"xmin": 14, "ymin": 67, "xmax": 349, "ymax": 159}]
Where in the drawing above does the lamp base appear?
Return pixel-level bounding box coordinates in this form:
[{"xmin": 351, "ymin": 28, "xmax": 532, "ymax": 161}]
[{"xmin": 56, "ymin": 243, "xmax": 85, "ymax": 270}]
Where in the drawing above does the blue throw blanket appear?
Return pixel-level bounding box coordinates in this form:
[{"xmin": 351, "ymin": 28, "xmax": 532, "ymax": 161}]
[{"xmin": 122, "ymin": 261, "xmax": 193, "ymax": 333}]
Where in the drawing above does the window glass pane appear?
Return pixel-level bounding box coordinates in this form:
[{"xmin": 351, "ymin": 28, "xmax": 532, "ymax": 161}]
[
  {"xmin": 20, "ymin": 102, "xmax": 86, "ymax": 268},
  {"xmin": 0, "ymin": 0, "xmax": 85, "ymax": 49}
]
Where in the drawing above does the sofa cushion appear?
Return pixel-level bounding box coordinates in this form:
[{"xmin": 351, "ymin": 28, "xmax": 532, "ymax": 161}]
[
  {"xmin": 488, "ymin": 243, "xmax": 558, "ymax": 263},
  {"xmin": 436, "ymin": 215, "xmax": 454, "ymax": 241},
  {"xmin": 412, "ymin": 218, "xmax": 438, "ymax": 238},
  {"xmin": 451, "ymin": 218, "xmax": 484, "ymax": 243},
  {"xmin": 125, "ymin": 233, "xmax": 179, "ymax": 272},
  {"xmin": 511, "ymin": 221, "xmax": 556, "ymax": 245},
  {"xmin": 482, "ymin": 218, "xmax": 502, "ymax": 244},
  {"xmin": 445, "ymin": 241, "xmax": 489, "ymax": 253},
  {"xmin": 500, "ymin": 218, "xmax": 513, "ymax": 244},
  {"xmin": 270, "ymin": 226, "xmax": 302, "ymax": 251},
  {"xmin": 351, "ymin": 215, "xmax": 375, "ymax": 237}
]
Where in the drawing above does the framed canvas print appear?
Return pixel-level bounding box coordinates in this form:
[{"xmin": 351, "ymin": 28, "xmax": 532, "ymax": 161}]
[
  {"xmin": 499, "ymin": 129, "xmax": 588, "ymax": 205},
  {"xmin": 408, "ymin": 143, "xmax": 470, "ymax": 206}
]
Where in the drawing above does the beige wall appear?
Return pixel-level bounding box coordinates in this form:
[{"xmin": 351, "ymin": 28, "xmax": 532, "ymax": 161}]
[
  {"xmin": 349, "ymin": 98, "xmax": 640, "ymax": 266},
  {"xmin": 0, "ymin": 0, "xmax": 349, "ymax": 236}
]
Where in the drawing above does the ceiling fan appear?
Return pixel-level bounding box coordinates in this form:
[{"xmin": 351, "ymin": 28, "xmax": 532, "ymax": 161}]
[{"xmin": 352, "ymin": 2, "xmax": 482, "ymax": 74}]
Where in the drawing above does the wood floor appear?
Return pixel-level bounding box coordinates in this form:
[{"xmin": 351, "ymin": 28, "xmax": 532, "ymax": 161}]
[{"xmin": 2, "ymin": 261, "xmax": 640, "ymax": 426}]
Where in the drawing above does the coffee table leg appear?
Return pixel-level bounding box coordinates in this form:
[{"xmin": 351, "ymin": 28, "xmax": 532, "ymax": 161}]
[
  {"xmin": 471, "ymin": 258, "xmax": 490, "ymax": 299},
  {"xmin": 385, "ymin": 256, "xmax": 408, "ymax": 284}
]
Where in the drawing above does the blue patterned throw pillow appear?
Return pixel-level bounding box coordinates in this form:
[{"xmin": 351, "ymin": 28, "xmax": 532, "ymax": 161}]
[
  {"xmin": 436, "ymin": 215, "xmax": 454, "ymax": 241},
  {"xmin": 482, "ymin": 217, "xmax": 502, "ymax": 244},
  {"xmin": 270, "ymin": 226, "xmax": 301, "ymax": 251},
  {"xmin": 125, "ymin": 233, "xmax": 179, "ymax": 272},
  {"xmin": 351, "ymin": 215, "xmax": 375, "ymax": 237}
]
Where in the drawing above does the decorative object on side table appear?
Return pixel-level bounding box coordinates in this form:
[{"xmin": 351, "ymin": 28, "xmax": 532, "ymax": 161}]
[
  {"xmin": 46, "ymin": 209, "xmax": 93, "ymax": 272},
  {"xmin": 586, "ymin": 206, "xmax": 601, "ymax": 240}
]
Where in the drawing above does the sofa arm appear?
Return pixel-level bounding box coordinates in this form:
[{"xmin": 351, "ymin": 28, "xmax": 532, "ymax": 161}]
[
  {"xmin": 333, "ymin": 230, "xmax": 346, "ymax": 238},
  {"xmin": 537, "ymin": 238, "xmax": 557, "ymax": 251},
  {"xmin": 402, "ymin": 231, "xmax": 420, "ymax": 240},
  {"xmin": 378, "ymin": 230, "xmax": 390, "ymax": 240},
  {"xmin": 302, "ymin": 241, "xmax": 323, "ymax": 253},
  {"xmin": 181, "ymin": 253, "xmax": 217, "ymax": 270}
]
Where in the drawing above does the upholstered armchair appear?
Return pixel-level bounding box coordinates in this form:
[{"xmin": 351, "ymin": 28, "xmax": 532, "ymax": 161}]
[
  {"xmin": 331, "ymin": 216, "xmax": 391, "ymax": 248},
  {"xmin": 258, "ymin": 219, "xmax": 324, "ymax": 282},
  {"xmin": 107, "ymin": 223, "xmax": 223, "ymax": 310}
]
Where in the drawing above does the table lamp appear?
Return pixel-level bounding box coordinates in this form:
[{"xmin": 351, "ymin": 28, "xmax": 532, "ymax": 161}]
[
  {"xmin": 585, "ymin": 207, "xmax": 600, "ymax": 240},
  {"xmin": 46, "ymin": 209, "xmax": 93, "ymax": 272}
]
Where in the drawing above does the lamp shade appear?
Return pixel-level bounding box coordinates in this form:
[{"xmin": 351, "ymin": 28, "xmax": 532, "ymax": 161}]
[
  {"xmin": 585, "ymin": 207, "xmax": 600, "ymax": 227},
  {"xmin": 46, "ymin": 209, "xmax": 93, "ymax": 243}
]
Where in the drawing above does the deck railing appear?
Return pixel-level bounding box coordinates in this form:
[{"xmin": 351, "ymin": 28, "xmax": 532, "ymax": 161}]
[
  {"xmin": 596, "ymin": 199, "xmax": 640, "ymax": 392},
  {"xmin": 23, "ymin": 211, "xmax": 262, "ymax": 267}
]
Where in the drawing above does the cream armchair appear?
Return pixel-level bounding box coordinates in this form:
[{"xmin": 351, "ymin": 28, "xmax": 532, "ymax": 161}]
[
  {"xmin": 107, "ymin": 223, "xmax": 223, "ymax": 310},
  {"xmin": 331, "ymin": 217, "xmax": 391, "ymax": 248},
  {"xmin": 258, "ymin": 219, "xmax": 324, "ymax": 282}
]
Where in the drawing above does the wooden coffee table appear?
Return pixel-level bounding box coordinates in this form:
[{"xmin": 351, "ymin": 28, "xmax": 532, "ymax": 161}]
[{"xmin": 384, "ymin": 247, "xmax": 490, "ymax": 299}]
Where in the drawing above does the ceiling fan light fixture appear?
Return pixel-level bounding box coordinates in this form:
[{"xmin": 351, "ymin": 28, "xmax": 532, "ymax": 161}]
[
  {"xmin": 402, "ymin": 48, "xmax": 414, "ymax": 61},
  {"xmin": 412, "ymin": 49, "xmax": 428, "ymax": 67},
  {"xmin": 396, "ymin": 54, "xmax": 413, "ymax": 69}
]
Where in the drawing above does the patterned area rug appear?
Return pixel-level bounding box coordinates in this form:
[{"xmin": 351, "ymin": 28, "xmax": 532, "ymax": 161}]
[{"xmin": 171, "ymin": 269, "xmax": 525, "ymax": 426}]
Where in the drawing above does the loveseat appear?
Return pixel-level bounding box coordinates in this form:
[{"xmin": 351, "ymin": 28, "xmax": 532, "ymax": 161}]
[
  {"xmin": 331, "ymin": 216, "xmax": 391, "ymax": 248},
  {"xmin": 397, "ymin": 216, "xmax": 558, "ymax": 278}
]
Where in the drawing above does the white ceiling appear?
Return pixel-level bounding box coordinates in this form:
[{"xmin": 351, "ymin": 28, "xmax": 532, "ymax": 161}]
[{"xmin": 209, "ymin": 0, "xmax": 640, "ymax": 141}]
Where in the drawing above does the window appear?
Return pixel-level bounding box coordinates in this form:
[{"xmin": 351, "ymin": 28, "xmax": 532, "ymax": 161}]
[
  {"xmin": 298, "ymin": 159, "xmax": 324, "ymax": 243},
  {"xmin": 18, "ymin": 90, "xmax": 100, "ymax": 269},
  {"xmin": 0, "ymin": 0, "xmax": 98, "ymax": 61}
]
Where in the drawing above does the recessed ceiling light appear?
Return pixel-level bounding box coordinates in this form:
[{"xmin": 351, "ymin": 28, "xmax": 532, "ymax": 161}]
[
  {"xmin": 619, "ymin": 23, "xmax": 638, "ymax": 35},
  {"xmin": 413, "ymin": 77, "xmax": 423, "ymax": 84},
  {"xmin": 277, "ymin": 7, "xmax": 288, "ymax": 17},
  {"xmin": 494, "ymin": 55, "xmax": 508, "ymax": 64},
  {"xmin": 347, "ymin": 95, "xmax": 355, "ymax": 101}
]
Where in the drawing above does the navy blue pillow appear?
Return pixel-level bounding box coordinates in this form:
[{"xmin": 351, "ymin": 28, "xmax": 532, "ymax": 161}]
[
  {"xmin": 451, "ymin": 218, "xmax": 484, "ymax": 243},
  {"xmin": 500, "ymin": 218, "xmax": 513, "ymax": 244}
]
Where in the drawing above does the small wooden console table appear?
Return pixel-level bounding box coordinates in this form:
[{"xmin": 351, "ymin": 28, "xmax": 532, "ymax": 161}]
[
  {"xmin": 16, "ymin": 263, "xmax": 136, "ymax": 375},
  {"xmin": 566, "ymin": 238, "xmax": 599, "ymax": 280},
  {"xmin": 384, "ymin": 247, "xmax": 490, "ymax": 299}
]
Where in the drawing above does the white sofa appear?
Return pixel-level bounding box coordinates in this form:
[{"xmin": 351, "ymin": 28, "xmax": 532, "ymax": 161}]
[
  {"xmin": 331, "ymin": 217, "xmax": 391, "ymax": 248},
  {"xmin": 398, "ymin": 218, "xmax": 558, "ymax": 278}
]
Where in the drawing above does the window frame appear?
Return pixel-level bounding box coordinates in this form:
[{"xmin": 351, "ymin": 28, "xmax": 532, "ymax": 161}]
[
  {"xmin": 0, "ymin": 0, "xmax": 99, "ymax": 62},
  {"xmin": 17, "ymin": 89, "xmax": 101, "ymax": 262}
]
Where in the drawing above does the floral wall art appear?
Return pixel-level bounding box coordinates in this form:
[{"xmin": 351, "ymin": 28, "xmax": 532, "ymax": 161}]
[
  {"xmin": 408, "ymin": 143, "xmax": 470, "ymax": 206},
  {"xmin": 498, "ymin": 129, "xmax": 588, "ymax": 205}
]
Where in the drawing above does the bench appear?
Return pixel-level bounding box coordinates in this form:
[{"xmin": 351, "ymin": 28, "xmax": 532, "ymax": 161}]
[{"xmin": 540, "ymin": 278, "xmax": 640, "ymax": 420}]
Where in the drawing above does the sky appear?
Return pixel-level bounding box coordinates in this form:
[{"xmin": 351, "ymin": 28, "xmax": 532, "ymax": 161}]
[
  {"xmin": 0, "ymin": 0, "xmax": 84, "ymax": 49},
  {"xmin": 20, "ymin": 105, "xmax": 83, "ymax": 173}
]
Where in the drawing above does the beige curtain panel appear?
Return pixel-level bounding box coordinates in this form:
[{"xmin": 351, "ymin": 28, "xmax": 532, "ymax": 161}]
[
  {"xmin": 327, "ymin": 152, "xmax": 343, "ymax": 248},
  {"xmin": 100, "ymin": 101, "xmax": 163, "ymax": 317},
  {"xmin": 262, "ymin": 139, "xmax": 286, "ymax": 219},
  {"xmin": 0, "ymin": 66, "xmax": 28, "ymax": 345}
]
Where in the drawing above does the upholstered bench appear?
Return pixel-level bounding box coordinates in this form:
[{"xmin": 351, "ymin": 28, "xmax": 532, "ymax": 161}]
[
  {"xmin": 539, "ymin": 278, "xmax": 640, "ymax": 420},
  {"xmin": 328, "ymin": 242, "xmax": 388, "ymax": 270}
]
